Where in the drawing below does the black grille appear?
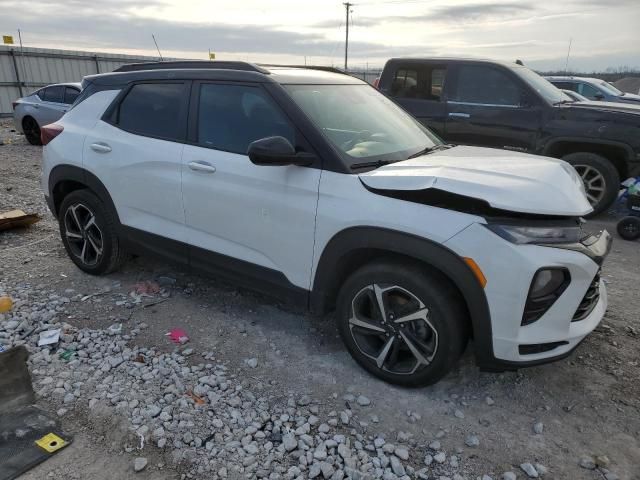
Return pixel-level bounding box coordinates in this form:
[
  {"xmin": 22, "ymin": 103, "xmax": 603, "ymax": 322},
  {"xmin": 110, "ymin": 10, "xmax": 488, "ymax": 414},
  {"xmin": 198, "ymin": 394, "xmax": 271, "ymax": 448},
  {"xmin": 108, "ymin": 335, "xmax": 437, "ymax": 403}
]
[{"xmin": 572, "ymin": 271, "xmax": 600, "ymax": 321}]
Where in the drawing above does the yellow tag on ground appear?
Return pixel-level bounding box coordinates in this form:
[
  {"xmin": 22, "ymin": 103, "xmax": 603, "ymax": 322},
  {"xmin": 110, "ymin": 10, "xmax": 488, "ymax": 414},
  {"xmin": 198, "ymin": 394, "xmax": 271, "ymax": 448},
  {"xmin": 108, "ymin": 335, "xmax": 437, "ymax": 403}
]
[
  {"xmin": 0, "ymin": 296, "xmax": 12, "ymax": 313},
  {"xmin": 35, "ymin": 433, "xmax": 67, "ymax": 453}
]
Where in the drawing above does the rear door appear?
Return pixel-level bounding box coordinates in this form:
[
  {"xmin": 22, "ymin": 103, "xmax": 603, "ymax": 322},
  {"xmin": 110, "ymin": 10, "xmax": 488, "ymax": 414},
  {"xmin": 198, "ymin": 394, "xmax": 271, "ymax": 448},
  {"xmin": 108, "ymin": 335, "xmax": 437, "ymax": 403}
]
[
  {"xmin": 38, "ymin": 85, "xmax": 69, "ymax": 125},
  {"xmin": 82, "ymin": 81, "xmax": 190, "ymax": 262},
  {"xmin": 380, "ymin": 62, "xmax": 448, "ymax": 137},
  {"xmin": 181, "ymin": 81, "xmax": 321, "ymax": 293},
  {"xmin": 444, "ymin": 63, "xmax": 541, "ymax": 152}
]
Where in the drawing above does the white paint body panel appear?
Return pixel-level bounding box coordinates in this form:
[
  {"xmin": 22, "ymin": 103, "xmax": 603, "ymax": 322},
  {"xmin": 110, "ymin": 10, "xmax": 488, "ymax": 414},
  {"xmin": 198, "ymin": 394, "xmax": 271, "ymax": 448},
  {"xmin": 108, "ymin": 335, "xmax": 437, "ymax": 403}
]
[
  {"xmin": 445, "ymin": 223, "xmax": 605, "ymax": 362},
  {"xmin": 181, "ymin": 145, "xmax": 321, "ymax": 289},
  {"xmin": 359, "ymin": 146, "xmax": 592, "ymax": 216}
]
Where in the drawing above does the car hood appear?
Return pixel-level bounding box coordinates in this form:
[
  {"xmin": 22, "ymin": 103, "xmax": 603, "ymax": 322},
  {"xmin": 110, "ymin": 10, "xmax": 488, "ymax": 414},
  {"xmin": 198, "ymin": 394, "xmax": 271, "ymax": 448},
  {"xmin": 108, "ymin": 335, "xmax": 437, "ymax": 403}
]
[
  {"xmin": 567, "ymin": 100, "xmax": 640, "ymax": 114},
  {"xmin": 358, "ymin": 146, "xmax": 592, "ymax": 217}
]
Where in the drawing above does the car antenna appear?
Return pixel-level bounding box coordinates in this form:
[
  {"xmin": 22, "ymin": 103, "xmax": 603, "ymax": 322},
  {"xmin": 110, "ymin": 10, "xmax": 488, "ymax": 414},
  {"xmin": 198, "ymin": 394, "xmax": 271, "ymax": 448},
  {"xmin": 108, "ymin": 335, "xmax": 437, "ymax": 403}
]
[{"xmin": 152, "ymin": 34, "xmax": 164, "ymax": 61}]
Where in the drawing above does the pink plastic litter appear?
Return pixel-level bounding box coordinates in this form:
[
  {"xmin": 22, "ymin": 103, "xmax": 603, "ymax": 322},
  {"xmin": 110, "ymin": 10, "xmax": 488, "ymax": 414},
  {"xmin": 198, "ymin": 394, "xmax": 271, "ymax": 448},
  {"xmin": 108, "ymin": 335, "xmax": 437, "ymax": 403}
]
[{"xmin": 166, "ymin": 328, "xmax": 189, "ymax": 345}]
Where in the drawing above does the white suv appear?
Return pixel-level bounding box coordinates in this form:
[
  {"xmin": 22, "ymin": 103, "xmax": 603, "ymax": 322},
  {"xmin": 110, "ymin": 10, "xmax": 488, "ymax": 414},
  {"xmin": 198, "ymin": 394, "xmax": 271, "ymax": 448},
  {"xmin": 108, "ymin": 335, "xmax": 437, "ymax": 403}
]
[{"xmin": 40, "ymin": 61, "xmax": 610, "ymax": 386}]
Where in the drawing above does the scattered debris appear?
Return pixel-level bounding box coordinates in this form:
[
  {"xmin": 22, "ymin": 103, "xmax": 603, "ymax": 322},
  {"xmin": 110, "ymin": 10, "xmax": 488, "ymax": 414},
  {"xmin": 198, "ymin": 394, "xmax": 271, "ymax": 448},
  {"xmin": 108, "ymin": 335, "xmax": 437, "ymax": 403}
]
[
  {"xmin": 166, "ymin": 328, "xmax": 189, "ymax": 345},
  {"xmin": 0, "ymin": 209, "xmax": 40, "ymax": 232},
  {"xmin": 37, "ymin": 329, "xmax": 61, "ymax": 347},
  {"xmin": 133, "ymin": 457, "xmax": 148, "ymax": 472}
]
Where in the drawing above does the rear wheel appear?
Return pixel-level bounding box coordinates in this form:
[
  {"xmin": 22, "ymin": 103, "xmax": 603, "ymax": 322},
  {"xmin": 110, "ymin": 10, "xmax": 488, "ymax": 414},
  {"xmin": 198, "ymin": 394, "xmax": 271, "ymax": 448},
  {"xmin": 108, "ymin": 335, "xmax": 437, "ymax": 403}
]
[
  {"xmin": 617, "ymin": 216, "xmax": 640, "ymax": 241},
  {"xmin": 562, "ymin": 152, "xmax": 619, "ymax": 217},
  {"xmin": 336, "ymin": 261, "xmax": 468, "ymax": 387},
  {"xmin": 58, "ymin": 190, "xmax": 124, "ymax": 275},
  {"xmin": 22, "ymin": 116, "xmax": 41, "ymax": 145}
]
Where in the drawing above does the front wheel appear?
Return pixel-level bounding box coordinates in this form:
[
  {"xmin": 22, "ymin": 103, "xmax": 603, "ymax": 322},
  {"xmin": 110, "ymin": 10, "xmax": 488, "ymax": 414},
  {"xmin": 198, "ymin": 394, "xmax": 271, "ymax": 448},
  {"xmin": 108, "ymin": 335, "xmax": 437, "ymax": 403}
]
[
  {"xmin": 58, "ymin": 189, "xmax": 124, "ymax": 275},
  {"xmin": 617, "ymin": 216, "xmax": 640, "ymax": 241},
  {"xmin": 562, "ymin": 152, "xmax": 619, "ymax": 217},
  {"xmin": 336, "ymin": 261, "xmax": 468, "ymax": 387}
]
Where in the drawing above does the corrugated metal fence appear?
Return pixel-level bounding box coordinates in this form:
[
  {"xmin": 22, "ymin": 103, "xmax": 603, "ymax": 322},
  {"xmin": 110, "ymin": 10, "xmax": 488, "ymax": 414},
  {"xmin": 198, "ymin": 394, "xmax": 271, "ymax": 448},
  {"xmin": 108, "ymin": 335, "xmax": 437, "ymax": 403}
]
[{"xmin": 0, "ymin": 46, "xmax": 178, "ymax": 116}]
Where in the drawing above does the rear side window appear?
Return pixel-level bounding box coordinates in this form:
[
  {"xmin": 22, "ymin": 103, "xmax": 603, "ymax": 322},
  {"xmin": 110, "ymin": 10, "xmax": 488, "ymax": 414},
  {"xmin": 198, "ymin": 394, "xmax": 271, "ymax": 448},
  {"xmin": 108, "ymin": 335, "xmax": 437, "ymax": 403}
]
[
  {"xmin": 196, "ymin": 83, "xmax": 295, "ymax": 154},
  {"xmin": 578, "ymin": 83, "xmax": 601, "ymax": 99},
  {"xmin": 452, "ymin": 65, "xmax": 522, "ymax": 106},
  {"xmin": 64, "ymin": 87, "xmax": 80, "ymax": 104},
  {"xmin": 115, "ymin": 83, "xmax": 185, "ymax": 141},
  {"xmin": 42, "ymin": 86, "xmax": 65, "ymax": 103},
  {"xmin": 390, "ymin": 66, "xmax": 447, "ymax": 101}
]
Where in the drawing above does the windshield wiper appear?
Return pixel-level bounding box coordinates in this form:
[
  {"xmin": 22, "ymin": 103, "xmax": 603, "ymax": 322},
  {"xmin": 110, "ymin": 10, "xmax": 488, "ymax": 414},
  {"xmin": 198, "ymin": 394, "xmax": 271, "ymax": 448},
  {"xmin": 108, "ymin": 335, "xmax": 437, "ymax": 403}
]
[
  {"xmin": 407, "ymin": 143, "xmax": 451, "ymax": 159},
  {"xmin": 350, "ymin": 159, "xmax": 396, "ymax": 170}
]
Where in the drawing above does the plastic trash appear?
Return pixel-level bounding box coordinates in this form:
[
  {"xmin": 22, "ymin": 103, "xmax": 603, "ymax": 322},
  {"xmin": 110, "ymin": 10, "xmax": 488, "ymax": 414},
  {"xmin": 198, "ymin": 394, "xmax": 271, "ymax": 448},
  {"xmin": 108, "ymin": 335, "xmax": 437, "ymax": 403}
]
[
  {"xmin": 0, "ymin": 296, "xmax": 13, "ymax": 313},
  {"xmin": 37, "ymin": 330, "xmax": 61, "ymax": 347},
  {"xmin": 166, "ymin": 328, "xmax": 189, "ymax": 345}
]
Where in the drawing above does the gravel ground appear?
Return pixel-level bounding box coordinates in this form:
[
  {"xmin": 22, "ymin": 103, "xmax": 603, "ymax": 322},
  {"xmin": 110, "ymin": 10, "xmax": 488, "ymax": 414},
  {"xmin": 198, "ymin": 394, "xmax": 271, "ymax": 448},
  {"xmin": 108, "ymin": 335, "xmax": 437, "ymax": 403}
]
[{"xmin": 1, "ymin": 120, "xmax": 639, "ymax": 480}]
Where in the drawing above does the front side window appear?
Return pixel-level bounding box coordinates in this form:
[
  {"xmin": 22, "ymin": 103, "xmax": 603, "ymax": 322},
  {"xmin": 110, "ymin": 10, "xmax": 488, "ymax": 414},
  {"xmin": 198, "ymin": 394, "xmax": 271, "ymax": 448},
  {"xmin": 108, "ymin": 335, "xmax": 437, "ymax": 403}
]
[
  {"xmin": 579, "ymin": 83, "xmax": 602, "ymax": 99},
  {"xmin": 452, "ymin": 65, "xmax": 522, "ymax": 106},
  {"xmin": 285, "ymin": 84, "xmax": 440, "ymax": 164},
  {"xmin": 196, "ymin": 84, "xmax": 295, "ymax": 154},
  {"xmin": 116, "ymin": 83, "xmax": 185, "ymax": 141},
  {"xmin": 42, "ymin": 86, "xmax": 65, "ymax": 103}
]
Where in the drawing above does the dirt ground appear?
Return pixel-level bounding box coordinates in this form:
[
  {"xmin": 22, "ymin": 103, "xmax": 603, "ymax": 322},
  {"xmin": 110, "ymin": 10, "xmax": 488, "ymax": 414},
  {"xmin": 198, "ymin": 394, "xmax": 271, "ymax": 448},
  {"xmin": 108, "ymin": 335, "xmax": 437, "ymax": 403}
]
[{"xmin": 1, "ymin": 120, "xmax": 639, "ymax": 479}]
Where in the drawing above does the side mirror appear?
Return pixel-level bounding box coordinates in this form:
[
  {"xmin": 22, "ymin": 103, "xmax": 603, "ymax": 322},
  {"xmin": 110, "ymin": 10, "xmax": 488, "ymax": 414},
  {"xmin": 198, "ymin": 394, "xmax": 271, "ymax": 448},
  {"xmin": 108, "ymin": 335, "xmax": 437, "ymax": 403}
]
[
  {"xmin": 594, "ymin": 93, "xmax": 605, "ymax": 101},
  {"xmin": 248, "ymin": 136, "xmax": 314, "ymax": 166}
]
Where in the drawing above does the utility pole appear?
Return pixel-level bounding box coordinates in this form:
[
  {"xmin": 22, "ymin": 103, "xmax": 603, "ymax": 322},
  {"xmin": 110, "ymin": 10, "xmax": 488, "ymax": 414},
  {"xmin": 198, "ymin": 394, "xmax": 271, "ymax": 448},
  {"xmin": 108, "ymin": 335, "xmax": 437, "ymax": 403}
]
[{"xmin": 343, "ymin": 2, "xmax": 352, "ymax": 72}]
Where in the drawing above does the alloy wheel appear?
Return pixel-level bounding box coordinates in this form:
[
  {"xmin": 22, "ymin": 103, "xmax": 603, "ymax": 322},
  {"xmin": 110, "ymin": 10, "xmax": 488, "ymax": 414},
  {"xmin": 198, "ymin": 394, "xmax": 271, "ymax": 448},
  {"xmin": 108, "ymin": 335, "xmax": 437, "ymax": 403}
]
[
  {"xmin": 63, "ymin": 203, "xmax": 104, "ymax": 266},
  {"xmin": 348, "ymin": 284, "xmax": 438, "ymax": 375},
  {"xmin": 574, "ymin": 164, "xmax": 606, "ymax": 207}
]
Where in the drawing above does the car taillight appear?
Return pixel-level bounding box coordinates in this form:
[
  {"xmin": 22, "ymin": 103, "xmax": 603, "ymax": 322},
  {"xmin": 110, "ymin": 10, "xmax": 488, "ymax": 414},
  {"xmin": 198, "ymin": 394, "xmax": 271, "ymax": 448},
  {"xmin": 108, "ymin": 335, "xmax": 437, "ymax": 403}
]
[
  {"xmin": 41, "ymin": 124, "xmax": 64, "ymax": 146},
  {"xmin": 12, "ymin": 101, "xmax": 19, "ymax": 110},
  {"xmin": 373, "ymin": 77, "xmax": 380, "ymax": 89}
]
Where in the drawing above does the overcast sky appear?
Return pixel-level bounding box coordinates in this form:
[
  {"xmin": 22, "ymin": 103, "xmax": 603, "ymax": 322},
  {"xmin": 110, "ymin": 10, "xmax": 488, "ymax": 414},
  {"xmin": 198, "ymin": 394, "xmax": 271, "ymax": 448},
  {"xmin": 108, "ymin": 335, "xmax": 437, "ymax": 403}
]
[{"xmin": 0, "ymin": 0, "xmax": 638, "ymax": 71}]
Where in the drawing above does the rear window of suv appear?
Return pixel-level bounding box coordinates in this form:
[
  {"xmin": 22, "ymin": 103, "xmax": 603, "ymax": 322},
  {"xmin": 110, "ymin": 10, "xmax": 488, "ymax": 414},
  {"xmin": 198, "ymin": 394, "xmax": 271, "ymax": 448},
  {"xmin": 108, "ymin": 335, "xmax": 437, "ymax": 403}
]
[{"xmin": 114, "ymin": 83, "xmax": 186, "ymax": 141}]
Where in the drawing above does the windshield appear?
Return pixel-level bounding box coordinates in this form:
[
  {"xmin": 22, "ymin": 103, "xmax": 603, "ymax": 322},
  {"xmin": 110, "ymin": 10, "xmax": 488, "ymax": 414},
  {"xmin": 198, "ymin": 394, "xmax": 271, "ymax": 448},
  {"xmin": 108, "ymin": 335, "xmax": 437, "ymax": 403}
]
[
  {"xmin": 598, "ymin": 81, "xmax": 623, "ymax": 96},
  {"xmin": 511, "ymin": 66, "xmax": 567, "ymax": 104},
  {"xmin": 284, "ymin": 84, "xmax": 440, "ymax": 165}
]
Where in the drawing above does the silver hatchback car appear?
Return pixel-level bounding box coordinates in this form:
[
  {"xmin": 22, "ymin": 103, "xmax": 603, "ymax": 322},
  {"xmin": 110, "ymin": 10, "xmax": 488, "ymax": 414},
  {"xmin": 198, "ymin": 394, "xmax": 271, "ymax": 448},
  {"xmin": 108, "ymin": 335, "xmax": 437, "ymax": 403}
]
[{"xmin": 13, "ymin": 83, "xmax": 82, "ymax": 145}]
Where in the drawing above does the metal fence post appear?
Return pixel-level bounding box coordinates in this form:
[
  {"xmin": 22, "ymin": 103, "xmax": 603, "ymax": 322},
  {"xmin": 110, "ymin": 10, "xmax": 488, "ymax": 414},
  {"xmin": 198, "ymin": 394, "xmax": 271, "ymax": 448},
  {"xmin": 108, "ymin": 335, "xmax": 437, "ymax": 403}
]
[
  {"xmin": 94, "ymin": 55, "xmax": 100, "ymax": 74},
  {"xmin": 9, "ymin": 49, "xmax": 24, "ymax": 97}
]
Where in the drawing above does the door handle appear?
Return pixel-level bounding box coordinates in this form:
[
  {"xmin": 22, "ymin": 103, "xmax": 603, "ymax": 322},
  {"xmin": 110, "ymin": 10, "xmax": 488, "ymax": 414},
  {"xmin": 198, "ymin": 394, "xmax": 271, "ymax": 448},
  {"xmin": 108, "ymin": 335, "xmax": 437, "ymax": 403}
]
[
  {"xmin": 448, "ymin": 112, "xmax": 471, "ymax": 118},
  {"xmin": 90, "ymin": 142, "xmax": 112, "ymax": 153},
  {"xmin": 188, "ymin": 161, "xmax": 216, "ymax": 173}
]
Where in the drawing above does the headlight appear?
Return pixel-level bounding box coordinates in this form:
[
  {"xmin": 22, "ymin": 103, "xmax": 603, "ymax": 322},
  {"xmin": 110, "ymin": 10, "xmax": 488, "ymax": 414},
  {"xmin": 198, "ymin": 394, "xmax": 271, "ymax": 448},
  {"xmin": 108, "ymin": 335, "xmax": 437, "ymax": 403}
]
[{"xmin": 485, "ymin": 224, "xmax": 583, "ymax": 245}]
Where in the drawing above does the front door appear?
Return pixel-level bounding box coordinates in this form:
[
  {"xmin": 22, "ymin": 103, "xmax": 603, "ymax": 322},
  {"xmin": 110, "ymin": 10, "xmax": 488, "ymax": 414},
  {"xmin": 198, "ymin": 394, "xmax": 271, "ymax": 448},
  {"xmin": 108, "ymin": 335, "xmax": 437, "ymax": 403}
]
[
  {"xmin": 444, "ymin": 64, "xmax": 541, "ymax": 152},
  {"xmin": 181, "ymin": 82, "xmax": 321, "ymax": 293}
]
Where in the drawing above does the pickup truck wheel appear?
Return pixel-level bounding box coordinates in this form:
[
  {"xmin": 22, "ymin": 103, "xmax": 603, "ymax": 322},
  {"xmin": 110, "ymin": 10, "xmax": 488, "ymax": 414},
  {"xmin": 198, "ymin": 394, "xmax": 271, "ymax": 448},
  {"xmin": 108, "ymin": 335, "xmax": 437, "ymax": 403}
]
[
  {"xmin": 58, "ymin": 189, "xmax": 124, "ymax": 275},
  {"xmin": 336, "ymin": 261, "xmax": 468, "ymax": 387},
  {"xmin": 562, "ymin": 152, "xmax": 619, "ymax": 217}
]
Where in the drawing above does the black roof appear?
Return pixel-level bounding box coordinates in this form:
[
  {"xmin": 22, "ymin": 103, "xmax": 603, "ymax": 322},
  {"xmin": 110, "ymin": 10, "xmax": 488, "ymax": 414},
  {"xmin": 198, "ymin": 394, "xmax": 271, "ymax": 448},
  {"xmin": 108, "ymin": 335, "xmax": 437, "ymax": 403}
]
[{"xmin": 86, "ymin": 61, "xmax": 364, "ymax": 87}]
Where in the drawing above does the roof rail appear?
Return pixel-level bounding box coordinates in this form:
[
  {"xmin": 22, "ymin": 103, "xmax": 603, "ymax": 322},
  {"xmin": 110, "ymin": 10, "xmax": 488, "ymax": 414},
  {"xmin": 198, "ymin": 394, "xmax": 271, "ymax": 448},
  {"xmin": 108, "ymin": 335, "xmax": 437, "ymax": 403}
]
[
  {"xmin": 259, "ymin": 64, "xmax": 348, "ymax": 75},
  {"xmin": 113, "ymin": 61, "xmax": 270, "ymax": 74}
]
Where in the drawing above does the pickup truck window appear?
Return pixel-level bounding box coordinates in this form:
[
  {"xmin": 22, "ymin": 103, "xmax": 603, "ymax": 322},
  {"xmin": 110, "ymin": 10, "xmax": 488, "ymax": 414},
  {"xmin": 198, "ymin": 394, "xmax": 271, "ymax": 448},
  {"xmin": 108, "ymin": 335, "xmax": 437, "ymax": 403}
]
[
  {"xmin": 579, "ymin": 83, "xmax": 601, "ymax": 99},
  {"xmin": 451, "ymin": 65, "xmax": 521, "ymax": 106},
  {"xmin": 390, "ymin": 66, "xmax": 446, "ymax": 101}
]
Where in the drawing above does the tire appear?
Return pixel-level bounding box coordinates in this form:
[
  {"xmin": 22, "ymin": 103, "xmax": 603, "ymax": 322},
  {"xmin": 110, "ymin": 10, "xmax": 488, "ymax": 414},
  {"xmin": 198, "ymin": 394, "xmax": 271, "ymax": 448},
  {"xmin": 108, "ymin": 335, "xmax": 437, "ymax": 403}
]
[
  {"xmin": 562, "ymin": 152, "xmax": 619, "ymax": 217},
  {"xmin": 617, "ymin": 216, "xmax": 640, "ymax": 241},
  {"xmin": 336, "ymin": 260, "xmax": 469, "ymax": 387},
  {"xmin": 22, "ymin": 116, "xmax": 42, "ymax": 145},
  {"xmin": 58, "ymin": 189, "xmax": 125, "ymax": 275}
]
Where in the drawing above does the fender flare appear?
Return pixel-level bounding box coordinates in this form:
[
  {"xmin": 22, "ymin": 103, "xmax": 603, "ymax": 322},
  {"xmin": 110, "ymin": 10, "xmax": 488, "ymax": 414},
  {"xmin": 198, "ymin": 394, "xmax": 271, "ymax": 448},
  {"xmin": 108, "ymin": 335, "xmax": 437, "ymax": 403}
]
[
  {"xmin": 310, "ymin": 226, "xmax": 494, "ymax": 367},
  {"xmin": 48, "ymin": 164, "xmax": 119, "ymax": 222},
  {"xmin": 541, "ymin": 136, "xmax": 634, "ymax": 160}
]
